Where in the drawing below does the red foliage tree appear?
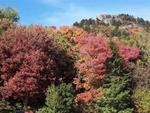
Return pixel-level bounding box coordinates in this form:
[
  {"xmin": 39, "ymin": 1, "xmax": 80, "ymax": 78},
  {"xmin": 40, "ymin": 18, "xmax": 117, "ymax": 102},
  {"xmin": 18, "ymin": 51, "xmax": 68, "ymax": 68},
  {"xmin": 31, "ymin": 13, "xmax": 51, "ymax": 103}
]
[
  {"xmin": 0, "ymin": 26, "xmax": 74, "ymax": 105},
  {"xmin": 74, "ymin": 34, "xmax": 141, "ymax": 104},
  {"xmin": 74, "ymin": 34, "xmax": 112, "ymax": 103},
  {"xmin": 115, "ymin": 41, "xmax": 141, "ymax": 64}
]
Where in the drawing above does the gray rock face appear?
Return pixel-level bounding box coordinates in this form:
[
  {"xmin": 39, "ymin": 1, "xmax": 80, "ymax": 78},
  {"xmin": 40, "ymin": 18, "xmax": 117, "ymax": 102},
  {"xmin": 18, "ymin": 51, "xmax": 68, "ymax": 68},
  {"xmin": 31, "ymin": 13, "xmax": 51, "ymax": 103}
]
[{"xmin": 96, "ymin": 14, "xmax": 122, "ymax": 25}]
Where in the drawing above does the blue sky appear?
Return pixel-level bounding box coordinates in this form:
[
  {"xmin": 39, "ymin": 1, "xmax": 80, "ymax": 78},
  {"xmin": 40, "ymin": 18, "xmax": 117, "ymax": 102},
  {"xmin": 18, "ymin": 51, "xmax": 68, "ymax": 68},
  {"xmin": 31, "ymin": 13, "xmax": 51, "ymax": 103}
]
[{"xmin": 0, "ymin": 0, "xmax": 150, "ymax": 26}]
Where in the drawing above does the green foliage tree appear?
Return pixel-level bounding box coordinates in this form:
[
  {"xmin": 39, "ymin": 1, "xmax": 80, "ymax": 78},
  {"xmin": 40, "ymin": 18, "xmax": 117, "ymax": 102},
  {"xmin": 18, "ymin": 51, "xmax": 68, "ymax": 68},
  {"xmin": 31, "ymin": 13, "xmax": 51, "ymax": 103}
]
[
  {"xmin": 132, "ymin": 88, "xmax": 150, "ymax": 113},
  {"xmin": 37, "ymin": 83, "xmax": 75, "ymax": 113},
  {"xmin": 95, "ymin": 41, "xmax": 133, "ymax": 113},
  {"xmin": 73, "ymin": 18, "xmax": 98, "ymax": 32},
  {"xmin": 0, "ymin": 7, "xmax": 19, "ymax": 22},
  {"xmin": 131, "ymin": 61, "xmax": 150, "ymax": 113},
  {"xmin": 55, "ymin": 32, "xmax": 72, "ymax": 50},
  {"xmin": 130, "ymin": 34, "xmax": 150, "ymax": 113},
  {"xmin": 110, "ymin": 27, "xmax": 129, "ymax": 39},
  {"xmin": 96, "ymin": 76, "xmax": 133, "ymax": 113},
  {"xmin": 0, "ymin": 7, "xmax": 18, "ymax": 34}
]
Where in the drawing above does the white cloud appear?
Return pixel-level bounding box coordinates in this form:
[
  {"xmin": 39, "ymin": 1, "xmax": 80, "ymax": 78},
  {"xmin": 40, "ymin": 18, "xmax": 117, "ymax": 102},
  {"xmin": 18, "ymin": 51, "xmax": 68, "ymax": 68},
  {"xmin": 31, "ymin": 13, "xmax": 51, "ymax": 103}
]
[{"xmin": 41, "ymin": 3, "xmax": 100, "ymax": 26}]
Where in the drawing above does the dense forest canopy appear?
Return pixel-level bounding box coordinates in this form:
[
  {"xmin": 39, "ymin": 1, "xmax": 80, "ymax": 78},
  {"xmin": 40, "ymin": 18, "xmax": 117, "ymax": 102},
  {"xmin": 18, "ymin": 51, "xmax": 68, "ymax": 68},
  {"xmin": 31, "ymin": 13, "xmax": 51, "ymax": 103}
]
[{"xmin": 0, "ymin": 7, "xmax": 150, "ymax": 113}]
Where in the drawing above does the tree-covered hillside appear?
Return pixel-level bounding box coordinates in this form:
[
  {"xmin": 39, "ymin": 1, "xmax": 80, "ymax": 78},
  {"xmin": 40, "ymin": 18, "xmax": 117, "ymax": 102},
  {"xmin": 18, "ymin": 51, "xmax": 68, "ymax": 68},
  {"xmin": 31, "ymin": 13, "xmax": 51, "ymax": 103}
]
[{"xmin": 0, "ymin": 7, "xmax": 150, "ymax": 113}]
